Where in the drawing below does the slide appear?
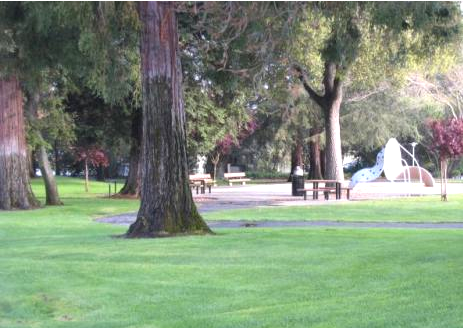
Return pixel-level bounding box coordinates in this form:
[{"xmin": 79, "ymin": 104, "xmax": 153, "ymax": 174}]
[
  {"xmin": 395, "ymin": 166, "xmax": 435, "ymax": 187},
  {"xmin": 349, "ymin": 138, "xmax": 436, "ymax": 189},
  {"xmin": 349, "ymin": 148, "xmax": 385, "ymax": 188}
]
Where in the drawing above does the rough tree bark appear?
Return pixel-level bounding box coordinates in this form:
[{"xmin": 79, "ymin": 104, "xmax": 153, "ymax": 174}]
[
  {"xmin": 119, "ymin": 110, "xmax": 141, "ymax": 196},
  {"xmin": 26, "ymin": 90, "xmax": 62, "ymax": 206},
  {"xmin": 0, "ymin": 77, "xmax": 39, "ymax": 210},
  {"xmin": 126, "ymin": 2, "xmax": 210, "ymax": 237},
  {"xmin": 295, "ymin": 62, "xmax": 345, "ymax": 181},
  {"xmin": 308, "ymin": 128, "xmax": 323, "ymax": 179}
]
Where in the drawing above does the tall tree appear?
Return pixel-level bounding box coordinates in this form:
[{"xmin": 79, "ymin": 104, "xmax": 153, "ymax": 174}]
[
  {"xmin": 292, "ymin": 2, "xmax": 461, "ymax": 181},
  {"xmin": 0, "ymin": 78, "xmax": 39, "ymax": 209},
  {"xmin": 126, "ymin": 2, "xmax": 210, "ymax": 237},
  {"xmin": 119, "ymin": 109, "xmax": 141, "ymax": 196},
  {"xmin": 25, "ymin": 87, "xmax": 63, "ymax": 205}
]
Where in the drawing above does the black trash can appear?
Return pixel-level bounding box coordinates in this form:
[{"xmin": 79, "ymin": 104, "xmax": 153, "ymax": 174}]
[{"xmin": 292, "ymin": 167, "xmax": 305, "ymax": 196}]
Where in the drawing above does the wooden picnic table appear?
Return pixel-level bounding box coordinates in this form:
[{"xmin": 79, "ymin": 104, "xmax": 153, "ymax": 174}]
[
  {"xmin": 305, "ymin": 179, "xmax": 343, "ymax": 200},
  {"xmin": 189, "ymin": 174, "xmax": 214, "ymax": 194}
]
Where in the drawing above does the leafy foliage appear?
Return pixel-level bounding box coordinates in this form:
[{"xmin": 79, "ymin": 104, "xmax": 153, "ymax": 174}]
[
  {"xmin": 429, "ymin": 118, "xmax": 463, "ymax": 160},
  {"xmin": 75, "ymin": 146, "xmax": 109, "ymax": 169}
]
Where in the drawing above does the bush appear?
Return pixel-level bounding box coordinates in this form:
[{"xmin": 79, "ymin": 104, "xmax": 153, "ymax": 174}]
[{"xmin": 245, "ymin": 171, "xmax": 289, "ymax": 179}]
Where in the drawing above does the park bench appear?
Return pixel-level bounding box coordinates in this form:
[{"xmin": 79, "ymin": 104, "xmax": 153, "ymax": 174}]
[
  {"xmin": 224, "ymin": 172, "xmax": 251, "ymax": 186},
  {"xmin": 189, "ymin": 173, "xmax": 215, "ymax": 194}
]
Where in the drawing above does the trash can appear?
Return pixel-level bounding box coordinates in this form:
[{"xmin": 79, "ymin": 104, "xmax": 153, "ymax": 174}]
[{"xmin": 292, "ymin": 166, "xmax": 305, "ymax": 196}]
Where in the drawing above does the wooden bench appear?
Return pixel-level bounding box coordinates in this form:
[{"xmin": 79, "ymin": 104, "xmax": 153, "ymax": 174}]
[
  {"xmin": 189, "ymin": 174, "xmax": 215, "ymax": 194},
  {"xmin": 224, "ymin": 172, "xmax": 251, "ymax": 186},
  {"xmin": 298, "ymin": 187, "xmax": 337, "ymax": 200}
]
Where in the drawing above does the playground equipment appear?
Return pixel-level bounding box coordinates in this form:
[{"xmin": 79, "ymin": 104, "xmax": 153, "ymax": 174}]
[{"xmin": 349, "ymin": 138, "xmax": 435, "ymax": 188}]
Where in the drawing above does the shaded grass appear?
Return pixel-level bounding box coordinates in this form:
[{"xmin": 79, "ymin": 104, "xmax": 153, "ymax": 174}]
[
  {"xmin": 1, "ymin": 177, "xmax": 463, "ymax": 327},
  {"xmin": 203, "ymin": 195, "xmax": 463, "ymax": 223}
]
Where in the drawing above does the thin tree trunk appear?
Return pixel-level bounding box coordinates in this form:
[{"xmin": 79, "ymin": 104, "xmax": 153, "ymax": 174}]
[
  {"xmin": 441, "ymin": 158, "xmax": 448, "ymax": 201},
  {"xmin": 84, "ymin": 159, "xmax": 89, "ymax": 192},
  {"xmin": 37, "ymin": 140, "xmax": 62, "ymax": 205},
  {"xmin": 54, "ymin": 140, "xmax": 61, "ymax": 176},
  {"xmin": 27, "ymin": 148, "xmax": 36, "ymax": 178},
  {"xmin": 0, "ymin": 77, "xmax": 39, "ymax": 210},
  {"xmin": 119, "ymin": 109, "xmax": 141, "ymax": 196},
  {"xmin": 308, "ymin": 128, "xmax": 323, "ymax": 179},
  {"xmin": 127, "ymin": 2, "xmax": 210, "ymax": 237},
  {"xmin": 26, "ymin": 89, "xmax": 63, "ymax": 205}
]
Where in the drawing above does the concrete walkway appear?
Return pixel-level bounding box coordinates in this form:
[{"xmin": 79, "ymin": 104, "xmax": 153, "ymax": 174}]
[
  {"xmin": 97, "ymin": 214, "xmax": 463, "ymax": 229},
  {"xmin": 96, "ymin": 181, "xmax": 463, "ymax": 229}
]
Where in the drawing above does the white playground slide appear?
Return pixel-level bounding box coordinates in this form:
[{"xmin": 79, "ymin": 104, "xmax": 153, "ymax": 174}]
[
  {"xmin": 395, "ymin": 166, "xmax": 435, "ymax": 187},
  {"xmin": 349, "ymin": 148, "xmax": 385, "ymax": 188},
  {"xmin": 349, "ymin": 138, "xmax": 435, "ymax": 188},
  {"xmin": 383, "ymin": 138, "xmax": 434, "ymax": 187}
]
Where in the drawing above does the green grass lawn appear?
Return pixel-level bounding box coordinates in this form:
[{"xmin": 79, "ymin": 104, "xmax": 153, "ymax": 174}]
[
  {"xmin": 203, "ymin": 195, "xmax": 463, "ymax": 223},
  {"xmin": 1, "ymin": 177, "xmax": 463, "ymax": 327}
]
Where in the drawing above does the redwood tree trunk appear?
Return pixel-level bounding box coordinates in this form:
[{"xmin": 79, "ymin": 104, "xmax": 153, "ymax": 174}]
[
  {"xmin": 119, "ymin": 110, "xmax": 141, "ymax": 196},
  {"xmin": 0, "ymin": 77, "xmax": 39, "ymax": 210},
  {"xmin": 127, "ymin": 2, "xmax": 210, "ymax": 237},
  {"xmin": 308, "ymin": 128, "xmax": 323, "ymax": 179}
]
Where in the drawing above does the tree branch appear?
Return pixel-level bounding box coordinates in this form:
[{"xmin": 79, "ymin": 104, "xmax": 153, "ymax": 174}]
[
  {"xmin": 291, "ymin": 64, "xmax": 324, "ymax": 108},
  {"xmin": 344, "ymin": 85, "xmax": 389, "ymax": 104}
]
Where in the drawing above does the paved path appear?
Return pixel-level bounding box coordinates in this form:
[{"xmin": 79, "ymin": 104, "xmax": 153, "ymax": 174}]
[
  {"xmin": 97, "ymin": 213, "xmax": 463, "ymax": 229},
  {"xmin": 96, "ymin": 182, "xmax": 463, "ymax": 229}
]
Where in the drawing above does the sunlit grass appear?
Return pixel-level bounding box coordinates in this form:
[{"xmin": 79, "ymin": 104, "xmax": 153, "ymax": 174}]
[{"xmin": 1, "ymin": 177, "xmax": 462, "ymax": 327}]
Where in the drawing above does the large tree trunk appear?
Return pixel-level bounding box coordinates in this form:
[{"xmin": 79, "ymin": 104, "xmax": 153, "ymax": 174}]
[
  {"xmin": 26, "ymin": 90, "xmax": 63, "ymax": 206},
  {"xmin": 127, "ymin": 2, "xmax": 210, "ymax": 237},
  {"xmin": 308, "ymin": 128, "xmax": 323, "ymax": 179},
  {"xmin": 295, "ymin": 62, "xmax": 345, "ymax": 182},
  {"xmin": 119, "ymin": 109, "xmax": 141, "ymax": 196},
  {"xmin": 321, "ymin": 63, "xmax": 344, "ymax": 181},
  {"xmin": 323, "ymin": 100, "xmax": 344, "ymax": 181},
  {"xmin": 0, "ymin": 77, "xmax": 39, "ymax": 210}
]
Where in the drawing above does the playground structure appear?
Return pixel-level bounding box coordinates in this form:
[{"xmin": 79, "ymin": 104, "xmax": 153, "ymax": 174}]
[{"xmin": 349, "ymin": 138, "xmax": 435, "ymax": 189}]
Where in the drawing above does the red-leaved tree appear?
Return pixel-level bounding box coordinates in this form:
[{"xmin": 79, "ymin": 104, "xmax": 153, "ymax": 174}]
[
  {"xmin": 210, "ymin": 119, "xmax": 258, "ymax": 180},
  {"xmin": 75, "ymin": 146, "xmax": 109, "ymax": 192},
  {"xmin": 428, "ymin": 118, "xmax": 463, "ymax": 201}
]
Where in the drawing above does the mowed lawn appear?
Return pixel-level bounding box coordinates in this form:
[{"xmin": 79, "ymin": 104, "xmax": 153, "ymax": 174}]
[
  {"xmin": 203, "ymin": 195, "xmax": 463, "ymax": 222},
  {"xmin": 0, "ymin": 177, "xmax": 462, "ymax": 327}
]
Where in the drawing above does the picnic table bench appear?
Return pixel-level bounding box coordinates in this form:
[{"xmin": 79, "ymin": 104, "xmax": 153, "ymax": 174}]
[
  {"xmin": 224, "ymin": 172, "xmax": 251, "ymax": 186},
  {"xmin": 189, "ymin": 174, "xmax": 215, "ymax": 194},
  {"xmin": 298, "ymin": 180, "xmax": 352, "ymax": 200}
]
